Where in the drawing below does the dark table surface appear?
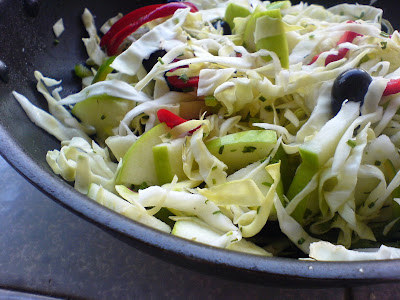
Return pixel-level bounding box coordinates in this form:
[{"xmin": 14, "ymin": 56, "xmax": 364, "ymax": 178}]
[{"xmin": 0, "ymin": 156, "xmax": 400, "ymax": 299}]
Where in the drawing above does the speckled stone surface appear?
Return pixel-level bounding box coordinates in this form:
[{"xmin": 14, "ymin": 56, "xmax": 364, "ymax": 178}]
[{"xmin": 0, "ymin": 155, "xmax": 399, "ymax": 299}]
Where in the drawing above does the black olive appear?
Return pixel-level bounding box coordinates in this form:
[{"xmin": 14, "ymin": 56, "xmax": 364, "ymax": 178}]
[
  {"xmin": 212, "ymin": 20, "xmax": 232, "ymax": 35},
  {"xmin": 142, "ymin": 49, "xmax": 167, "ymax": 73},
  {"xmin": 331, "ymin": 68, "xmax": 372, "ymax": 116},
  {"xmin": 23, "ymin": 0, "xmax": 41, "ymax": 17},
  {"xmin": 0, "ymin": 60, "xmax": 9, "ymax": 83}
]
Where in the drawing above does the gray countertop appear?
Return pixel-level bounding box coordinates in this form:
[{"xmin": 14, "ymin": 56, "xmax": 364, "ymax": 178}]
[{"xmin": 0, "ymin": 156, "xmax": 400, "ymax": 299}]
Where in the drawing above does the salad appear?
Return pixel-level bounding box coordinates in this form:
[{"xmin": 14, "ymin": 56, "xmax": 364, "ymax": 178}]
[{"xmin": 12, "ymin": 0, "xmax": 400, "ymax": 260}]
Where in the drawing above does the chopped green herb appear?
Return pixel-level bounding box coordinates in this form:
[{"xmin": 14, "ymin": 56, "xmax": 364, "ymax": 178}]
[
  {"xmin": 249, "ymin": 118, "xmax": 263, "ymax": 124},
  {"xmin": 304, "ymin": 208, "xmax": 313, "ymax": 219},
  {"xmin": 231, "ymin": 238, "xmax": 239, "ymax": 243},
  {"xmin": 227, "ymin": 231, "xmax": 233, "ymax": 236},
  {"xmin": 259, "ymin": 96, "xmax": 267, "ymax": 102},
  {"xmin": 230, "ymin": 149, "xmax": 237, "ymax": 152},
  {"xmin": 346, "ymin": 139, "xmax": 357, "ymax": 148},
  {"xmin": 243, "ymin": 146, "xmax": 257, "ymax": 153},
  {"xmin": 132, "ymin": 182, "xmax": 149, "ymax": 192},
  {"xmin": 100, "ymin": 114, "xmax": 106, "ymax": 120},
  {"xmin": 368, "ymin": 202, "xmax": 375, "ymax": 208},
  {"xmin": 54, "ymin": 39, "xmax": 60, "ymax": 45},
  {"xmin": 309, "ymin": 34, "xmax": 315, "ymax": 39},
  {"xmin": 165, "ymin": 133, "xmax": 172, "ymax": 139},
  {"xmin": 212, "ymin": 166, "xmax": 217, "ymax": 171},
  {"xmin": 205, "ymin": 95, "xmax": 218, "ymax": 107},
  {"xmin": 178, "ymin": 73, "xmax": 189, "ymax": 83},
  {"xmin": 264, "ymin": 105, "xmax": 273, "ymax": 112},
  {"xmin": 212, "ymin": 210, "xmax": 222, "ymax": 215},
  {"xmin": 375, "ymin": 160, "xmax": 382, "ymax": 166},
  {"xmin": 381, "ymin": 41, "xmax": 387, "ymax": 50},
  {"xmin": 212, "ymin": 178, "xmax": 216, "ymax": 185},
  {"xmin": 359, "ymin": 54, "xmax": 370, "ymax": 65},
  {"xmin": 173, "ymin": 18, "xmax": 179, "ymax": 25},
  {"xmin": 359, "ymin": 11, "xmax": 365, "ymax": 19},
  {"xmin": 298, "ymin": 237, "xmax": 306, "ymax": 245},
  {"xmin": 262, "ymin": 182, "xmax": 272, "ymax": 187},
  {"xmin": 257, "ymin": 207, "xmax": 261, "ymax": 214},
  {"xmin": 218, "ymin": 145, "xmax": 225, "ymax": 155},
  {"xmin": 157, "ymin": 57, "xmax": 165, "ymax": 64},
  {"xmin": 205, "ymin": 199, "xmax": 209, "ymax": 204}
]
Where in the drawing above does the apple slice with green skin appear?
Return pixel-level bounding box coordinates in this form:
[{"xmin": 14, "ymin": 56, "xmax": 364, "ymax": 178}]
[
  {"xmin": 286, "ymin": 102, "xmax": 360, "ymax": 223},
  {"xmin": 205, "ymin": 130, "xmax": 277, "ymax": 173},
  {"xmin": 152, "ymin": 137, "xmax": 187, "ymax": 185},
  {"xmin": 71, "ymin": 95, "xmax": 135, "ymax": 142},
  {"xmin": 115, "ymin": 123, "xmax": 170, "ymax": 188},
  {"xmin": 243, "ymin": 8, "xmax": 289, "ymax": 68},
  {"xmin": 224, "ymin": 2, "xmax": 251, "ymax": 30}
]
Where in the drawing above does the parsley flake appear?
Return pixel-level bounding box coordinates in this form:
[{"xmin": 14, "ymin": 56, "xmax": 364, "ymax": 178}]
[
  {"xmin": 243, "ymin": 146, "xmax": 257, "ymax": 153},
  {"xmin": 346, "ymin": 140, "xmax": 356, "ymax": 148},
  {"xmin": 178, "ymin": 73, "xmax": 189, "ymax": 83},
  {"xmin": 218, "ymin": 145, "xmax": 225, "ymax": 155},
  {"xmin": 157, "ymin": 57, "xmax": 164, "ymax": 65}
]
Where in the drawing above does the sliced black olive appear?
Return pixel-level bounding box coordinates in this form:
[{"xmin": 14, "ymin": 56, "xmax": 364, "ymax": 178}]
[
  {"xmin": 212, "ymin": 20, "xmax": 232, "ymax": 35},
  {"xmin": 331, "ymin": 68, "xmax": 372, "ymax": 116},
  {"xmin": 142, "ymin": 49, "xmax": 167, "ymax": 73}
]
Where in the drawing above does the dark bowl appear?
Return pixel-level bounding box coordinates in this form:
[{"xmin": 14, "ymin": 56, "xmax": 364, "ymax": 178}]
[{"xmin": 1, "ymin": 0, "xmax": 400, "ymax": 287}]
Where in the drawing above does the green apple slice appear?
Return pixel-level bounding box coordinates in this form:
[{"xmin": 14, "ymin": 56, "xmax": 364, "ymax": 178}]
[
  {"xmin": 205, "ymin": 130, "xmax": 277, "ymax": 173},
  {"xmin": 224, "ymin": 2, "xmax": 251, "ymax": 30},
  {"xmin": 71, "ymin": 95, "xmax": 134, "ymax": 142},
  {"xmin": 152, "ymin": 137, "xmax": 187, "ymax": 185},
  {"xmin": 115, "ymin": 123, "xmax": 169, "ymax": 188}
]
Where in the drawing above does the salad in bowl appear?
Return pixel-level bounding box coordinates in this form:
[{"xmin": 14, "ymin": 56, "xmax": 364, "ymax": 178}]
[{"xmin": 12, "ymin": 0, "xmax": 400, "ymax": 261}]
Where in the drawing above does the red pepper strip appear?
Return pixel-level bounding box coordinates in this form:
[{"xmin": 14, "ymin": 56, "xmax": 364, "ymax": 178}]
[
  {"xmin": 309, "ymin": 31, "xmax": 362, "ymax": 66},
  {"xmin": 166, "ymin": 76, "xmax": 200, "ymax": 89},
  {"xmin": 100, "ymin": 4, "xmax": 164, "ymax": 48},
  {"xmin": 157, "ymin": 109, "xmax": 187, "ymax": 128},
  {"xmin": 104, "ymin": 2, "xmax": 198, "ymax": 56},
  {"xmin": 383, "ymin": 78, "xmax": 400, "ymax": 96}
]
